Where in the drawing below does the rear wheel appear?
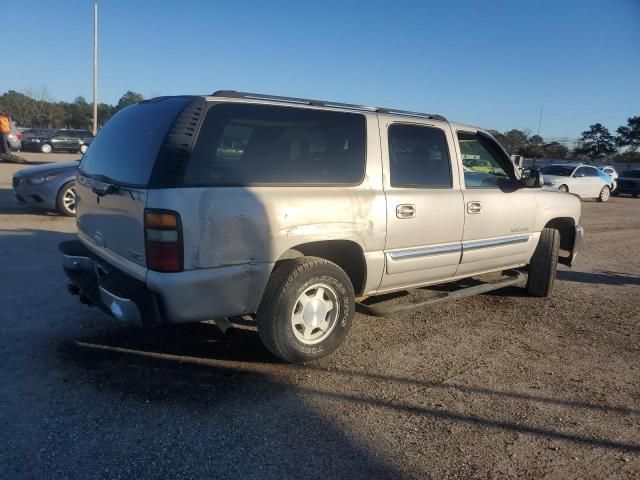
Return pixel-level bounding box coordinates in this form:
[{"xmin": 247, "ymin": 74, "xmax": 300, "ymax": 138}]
[
  {"xmin": 527, "ymin": 227, "xmax": 560, "ymax": 297},
  {"xmin": 56, "ymin": 181, "xmax": 76, "ymax": 216},
  {"xmin": 257, "ymin": 257, "xmax": 355, "ymax": 363},
  {"xmin": 40, "ymin": 143, "xmax": 52, "ymax": 154},
  {"xmin": 559, "ymin": 184, "xmax": 568, "ymax": 193},
  {"xmin": 597, "ymin": 185, "xmax": 610, "ymax": 202},
  {"xmin": 80, "ymin": 144, "xmax": 88, "ymax": 154}
]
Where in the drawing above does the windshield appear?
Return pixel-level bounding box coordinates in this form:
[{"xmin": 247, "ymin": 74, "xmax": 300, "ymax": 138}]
[
  {"xmin": 79, "ymin": 96, "xmax": 192, "ymax": 186},
  {"xmin": 541, "ymin": 165, "xmax": 574, "ymax": 176}
]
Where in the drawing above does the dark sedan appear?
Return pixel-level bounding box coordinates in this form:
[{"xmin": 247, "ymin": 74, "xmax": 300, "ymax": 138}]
[
  {"xmin": 21, "ymin": 129, "xmax": 94, "ymax": 154},
  {"xmin": 12, "ymin": 161, "xmax": 79, "ymax": 216},
  {"xmin": 613, "ymin": 170, "xmax": 640, "ymax": 197}
]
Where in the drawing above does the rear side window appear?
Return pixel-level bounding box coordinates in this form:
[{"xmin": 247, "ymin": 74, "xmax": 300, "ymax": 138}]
[
  {"xmin": 80, "ymin": 97, "xmax": 192, "ymax": 186},
  {"xmin": 183, "ymin": 103, "xmax": 366, "ymax": 186},
  {"xmin": 388, "ymin": 124, "xmax": 452, "ymax": 188}
]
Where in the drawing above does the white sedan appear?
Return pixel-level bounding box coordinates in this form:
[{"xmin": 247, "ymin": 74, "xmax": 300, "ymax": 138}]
[{"xmin": 540, "ymin": 163, "xmax": 613, "ymax": 202}]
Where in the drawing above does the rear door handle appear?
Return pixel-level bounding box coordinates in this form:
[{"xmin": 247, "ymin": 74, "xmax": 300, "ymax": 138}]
[
  {"xmin": 467, "ymin": 201, "xmax": 482, "ymax": 214},
  {"xmin": 396, "ymin": 204, "xmax": 416, "ymax": 219}
]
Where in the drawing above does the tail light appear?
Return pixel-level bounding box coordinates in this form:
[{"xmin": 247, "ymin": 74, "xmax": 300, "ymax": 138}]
[{"xmin": 144, "ymin": 209, "xmax": 183, "ymax": 272}]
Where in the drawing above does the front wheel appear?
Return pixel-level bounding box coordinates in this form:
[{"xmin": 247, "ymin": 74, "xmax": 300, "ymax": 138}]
[
  {"xmin": 527, "ymin": 227, "xmax": 560, "ymax": 297},
  {"xmin": 597, "ymin": 185, "xmax": 610, "ymax": 202},
  {"xmin": 257, "ymin": 257, "xmax": 355, "ymax": 363},
  {"xmin": 40, "ymin": 143, "xmax": 52, "ymax": 154},
  {"xmin": 80, "ymin": 144, "xmax": 88, "ymax": 154},
  {"xmin": 559, "ymin": 185, "xmax": 568, "ymax": 193},
  {"xmin": 56, "ymin": 181, "xmax": 76, "ymax": 216}
]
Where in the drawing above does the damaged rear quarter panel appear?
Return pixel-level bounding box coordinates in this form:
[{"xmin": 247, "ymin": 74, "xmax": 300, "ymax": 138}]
[{"xmin": 146, "ymin": 181, "xmax": 386, "ymax": 270}]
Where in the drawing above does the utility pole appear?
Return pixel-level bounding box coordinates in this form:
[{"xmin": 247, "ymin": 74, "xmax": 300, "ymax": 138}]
[
  {"xmin": 536, "ymin": 105, "xmax": 543, "ymax": 136},
  {"xmin": 92, "ymin": 3, "xmax": 98, "ymax": 135}
]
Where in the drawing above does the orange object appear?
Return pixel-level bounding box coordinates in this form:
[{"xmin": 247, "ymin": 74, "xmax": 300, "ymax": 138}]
[{"xmin": 0, "ymin": 115, "xmax": 10, "ymax": 133}]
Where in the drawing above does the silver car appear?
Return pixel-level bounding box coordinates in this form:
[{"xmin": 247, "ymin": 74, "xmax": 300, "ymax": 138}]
[
  {"xmin": 541, "ymin": 163, "xmax": 613, "ymax": 201},
  {"xmin": 61, "ymin": 91, "xmax": 583, "ymax": 363}
]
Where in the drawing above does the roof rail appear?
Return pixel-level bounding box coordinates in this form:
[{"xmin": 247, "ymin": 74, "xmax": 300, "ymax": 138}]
[{"xmin": 211, "ymin": 90, "xmax": 447, "ymax": 122}]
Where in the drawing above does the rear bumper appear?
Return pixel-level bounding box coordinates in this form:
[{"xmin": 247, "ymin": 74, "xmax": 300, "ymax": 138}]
[
  {"xmin": 61, "ymin": 239, "xmax": 274, "ymax": 326},
  {"xmin": 60, "ymin": 240, "xmax": 162, "ymax": 326}
]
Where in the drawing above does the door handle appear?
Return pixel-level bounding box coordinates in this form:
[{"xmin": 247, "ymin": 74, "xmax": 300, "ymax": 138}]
[
  {"xmin": 396, "ymin": 204, "xmax": 416, "ymax": 219},
  {"xmin": 467, "ymin": 201, "xmax": 482, "ymax": 214}
]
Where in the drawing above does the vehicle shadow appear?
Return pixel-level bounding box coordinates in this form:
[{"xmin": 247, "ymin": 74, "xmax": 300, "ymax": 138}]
[
  {"xmin": 557, "ymin": 270, "xmax": 640, "ymax": 286},
  {"xmin": 62, "ymin": 322, "xmax": 640, "ymax": 454}
]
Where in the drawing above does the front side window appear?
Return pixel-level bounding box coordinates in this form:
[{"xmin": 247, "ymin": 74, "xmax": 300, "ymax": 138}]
[
  {"xmin": 573, "ymin": 167, "xmax": 588, "ymax": 177},
  {"xmin": 388, "ymin": 124, "xmax": 452, "ymax": 188},
  {"xmin": 183, "ymin": 103, "xmax": 366, "ymax": 186},
  {"xmin": 458, "ymin": 132, "xmax": 509, "ymax": 188}
]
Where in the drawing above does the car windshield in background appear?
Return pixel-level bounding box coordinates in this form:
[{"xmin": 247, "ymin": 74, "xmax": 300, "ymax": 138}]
[
  {"xmin": 541, "ymin": 165, "xmax": 574, "ymax": 176},
  {"xmin": 79, "ymin": 96, "xmax": 193, "ymax": 186}
]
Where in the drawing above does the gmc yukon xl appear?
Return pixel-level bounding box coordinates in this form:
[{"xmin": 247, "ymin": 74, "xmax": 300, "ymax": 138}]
[{"xmin": 61, "ymin": 91, "xmax": 583, "ymax": 363}]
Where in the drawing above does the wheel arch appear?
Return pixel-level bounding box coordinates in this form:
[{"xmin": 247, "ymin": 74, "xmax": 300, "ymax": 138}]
[
  {"xmin": 274, "ymin": 240, "xmax": 367, "ymax": 296},
  {"xmin": 544, "ymin": 217, "xmax": 576, "ymax": 266}
]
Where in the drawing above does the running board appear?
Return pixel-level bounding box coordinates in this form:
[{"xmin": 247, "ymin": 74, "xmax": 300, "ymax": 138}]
[{"xmin": 357, "ymin": 269, "xmax": 525, "ymax": 317}]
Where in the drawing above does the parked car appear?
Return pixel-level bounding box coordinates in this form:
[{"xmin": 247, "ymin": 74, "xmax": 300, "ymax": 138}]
[
  {"xmin": 12, "ymin": 161, "xmax": 79, "ymax": 216},
  {"xmin": 596, "ymin": 165, "xmax": 619, "ymax": 191},
  {"xmin": 21, "ymin": 129, "xmax": 93, "ymax": 154},
  {"xmin": 67, "ymin": 129, "xmax": 94, "ymax": 153},
  {"xmin": 613, "ymin": 170, "xmax": 640, "ymax": 197},
  {"xmin": 540, "ymin": 163, "xmax": 612, "ymax": 201},
  {"xmin": 20, "ymin": 128, "xmax": 56, "ymax": 142},
  {"xmin": 60, "ymin": 91, "xmax": 583, "ymax": 363}
]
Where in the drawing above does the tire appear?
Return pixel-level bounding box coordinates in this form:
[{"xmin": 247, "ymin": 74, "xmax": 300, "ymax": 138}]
[
  {"xmin": 559, "ymin": 185, "xmax": 568, "ymax": 193},
  {"xmin": 527, "ymin": 227, "xmax": 560, "ymax": 297},
  {"xmin": 597, "ymin": 185, "xmax": 610, "ymax": 202},
  {"xmin": 56, "ymin": 181, "xmax": 77, "ymax": 216},
  {"xmin": 80, "ymin": 144, "xmax": 88, "ymax": 154},
  {"xmin": 257, "ymin": 256, "xmax": 355, "ymax": 363},
  {"xmin": 40, "ymin": 143, "xmax": 52, "ymax": 154}
]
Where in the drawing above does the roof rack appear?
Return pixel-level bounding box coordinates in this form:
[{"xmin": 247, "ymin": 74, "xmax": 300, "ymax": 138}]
[{"xmin": 211, "ymin": 90, "xmax": 447, "ymax": 122}]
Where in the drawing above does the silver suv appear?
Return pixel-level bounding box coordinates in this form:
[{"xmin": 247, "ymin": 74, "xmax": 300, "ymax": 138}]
[{"xmin": 61, "ymin": 91, "xmax": 583, "ymax": 363}]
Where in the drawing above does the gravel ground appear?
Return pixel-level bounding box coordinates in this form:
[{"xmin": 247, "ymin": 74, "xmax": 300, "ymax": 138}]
[{"xmin": 1, "ymin": 153, "xmax": 639, "ymax": 479}]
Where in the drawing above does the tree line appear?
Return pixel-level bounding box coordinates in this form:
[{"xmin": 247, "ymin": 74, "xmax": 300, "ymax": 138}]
[
  {"xmin": 0, "ymin": 89, "xmax": 144, "ymax": 130},
  {"xmin": 490, "ymin": 117, "xmax": 640, "ymax": 163},
  {"xmin": 1, "ymin": 89, "xmax": 638, "ymax": 163}
]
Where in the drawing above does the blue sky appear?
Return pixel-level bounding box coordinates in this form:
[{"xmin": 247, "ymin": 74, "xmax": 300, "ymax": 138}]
[{"xmin": 3, "ymin": 0, "xmax": 639, "ymax": 139}]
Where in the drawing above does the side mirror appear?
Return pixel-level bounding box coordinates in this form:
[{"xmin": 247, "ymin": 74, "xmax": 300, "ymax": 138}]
[{"xmin": 522, "ymin": 170, "xmax": 543, "ymax": 188}]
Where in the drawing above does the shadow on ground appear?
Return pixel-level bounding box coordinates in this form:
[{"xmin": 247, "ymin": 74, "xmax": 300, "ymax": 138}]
[
  {"xmin": 61, "ymin": 322, "xmax": 640, "ymax": 454},
  {"xmin": 557, "ymin": 270, "xmax": 640, "ymax": 286}
]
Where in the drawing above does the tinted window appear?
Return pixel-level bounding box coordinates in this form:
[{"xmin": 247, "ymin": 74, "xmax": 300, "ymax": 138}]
[
  {"xmin": 574, "ymin": 167, "xmax": 588, "ymax": 177},
  {"xmin": 184, "ymin": 104, "xmax": 365, "ymax": 186},
  {"xmin": 620, "ymin": 170, "xmax": 640, "ymax": 178},
  {"xmin": 80, "ymin": 97, "xmax": 192, "ymax": 186},
  {"xmin": 458, "ymin": 132, "xmax": 508, "ymax": 188},
  {"xmin": 388, "ymin": 124, "xmax": 451, "ymax": 188}
]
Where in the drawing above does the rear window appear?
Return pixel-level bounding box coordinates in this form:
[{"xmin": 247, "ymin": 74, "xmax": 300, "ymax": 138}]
[
  {"xmin": 80, "ymin": 97, "xmax": 192, "ymax": 186},
  {"xmin": 183, "ymin": 103, "xmax": 366, "ymax": 186}
]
